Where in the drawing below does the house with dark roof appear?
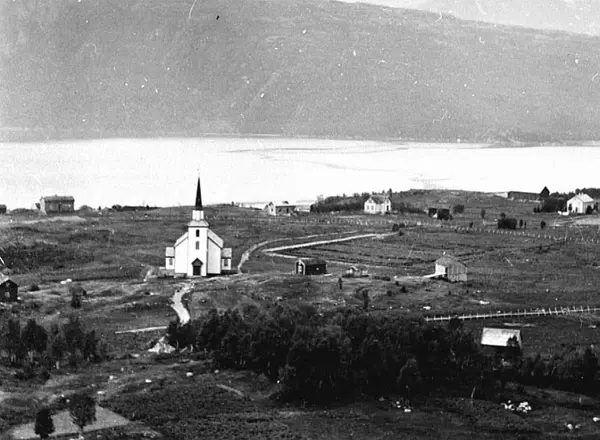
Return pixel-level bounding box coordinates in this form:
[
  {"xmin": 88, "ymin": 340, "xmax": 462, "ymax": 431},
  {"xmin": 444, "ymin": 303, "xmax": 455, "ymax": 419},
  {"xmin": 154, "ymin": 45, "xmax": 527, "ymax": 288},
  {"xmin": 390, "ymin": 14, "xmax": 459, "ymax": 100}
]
[
  {"xmin": 296, "ymin": 258, "xmax": 327, "ymax": 275},
  {"xmin": 40, "ymin": 195, "xmax": 75, "ymax": 214},
  {"xmin": 364, "ymin": 195, "xmax": 391, "ymax": 214},
  {"xmin": 0, "ymin": 274, "xmax": 18, "ymax": 302},
  {"xmin": 434, "ymin": 255, "xmax": 467, "ymax": 282}
]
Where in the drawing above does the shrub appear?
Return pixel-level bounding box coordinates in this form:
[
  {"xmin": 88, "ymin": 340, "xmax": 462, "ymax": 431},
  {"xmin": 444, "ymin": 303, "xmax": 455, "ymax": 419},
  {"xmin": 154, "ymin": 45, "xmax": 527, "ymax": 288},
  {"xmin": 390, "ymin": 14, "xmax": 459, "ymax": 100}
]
[
  {"xmin": 34, "ymin": 408, "xmax": 55, "ymax": 439},
  {"xmin": 70, "ymin": 293, "xmax": 81, "ymax": 309},
  {"xmin": 29, "ymin": 284, "xmax": 40, "ymax": 292},
  {"xmin": 69, "ymin": 392, "xmax": 96, "ymax": 438}
]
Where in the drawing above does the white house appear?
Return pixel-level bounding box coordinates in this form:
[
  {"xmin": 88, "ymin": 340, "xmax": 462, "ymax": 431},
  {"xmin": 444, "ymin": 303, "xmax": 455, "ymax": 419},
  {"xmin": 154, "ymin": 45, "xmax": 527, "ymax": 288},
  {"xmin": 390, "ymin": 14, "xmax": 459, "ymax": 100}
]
[
  {"xmin": 164, "ymin": 178, "xmax": 232, "ymax": 277},
  {"xmin": 567, "ymin": 193, "xmax": 595, "ymax": 214},
  {"xmin": 264, "ymin": 201, "xmax": 296, "ymax": 216},
  {"xmin": 364, "ymin": 195, "xmax": 391, "ymax": 214}
]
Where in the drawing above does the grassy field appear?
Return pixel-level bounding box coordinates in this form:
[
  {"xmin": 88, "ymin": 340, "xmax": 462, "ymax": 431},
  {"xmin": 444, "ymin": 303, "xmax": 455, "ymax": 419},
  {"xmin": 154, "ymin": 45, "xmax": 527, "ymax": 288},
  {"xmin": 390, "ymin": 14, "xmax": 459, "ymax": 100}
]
[{"xmin": 2, "ymin": 193, "xmax": 600, "ymax": 439}]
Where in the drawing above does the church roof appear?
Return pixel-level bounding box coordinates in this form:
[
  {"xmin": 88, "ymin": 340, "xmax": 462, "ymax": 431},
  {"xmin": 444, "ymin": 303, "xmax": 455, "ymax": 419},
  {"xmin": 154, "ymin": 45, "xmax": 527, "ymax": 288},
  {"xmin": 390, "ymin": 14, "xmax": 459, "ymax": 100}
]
[
  {"xmin": 208, "ymin": 229, "xmax": 224, "ymax": 248},
  {"xmin": 195, "ymin": 177, "xmax": 203, "ymax": 209}
]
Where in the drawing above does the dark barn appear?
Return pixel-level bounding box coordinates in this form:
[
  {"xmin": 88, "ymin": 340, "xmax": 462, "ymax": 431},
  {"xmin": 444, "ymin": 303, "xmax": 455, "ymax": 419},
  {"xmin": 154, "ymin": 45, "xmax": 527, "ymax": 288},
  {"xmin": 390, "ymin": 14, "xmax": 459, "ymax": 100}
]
[
  {"xmin": 0, "ymin": 275, "xmax": 18, "ymax": 302},
  {"xmin": 498, "ymin": 218, "xmax": 518, "ymax": 230},
  {"xmin": 296, "ymin": 258, "xmax": 327, "ymax": 275}
]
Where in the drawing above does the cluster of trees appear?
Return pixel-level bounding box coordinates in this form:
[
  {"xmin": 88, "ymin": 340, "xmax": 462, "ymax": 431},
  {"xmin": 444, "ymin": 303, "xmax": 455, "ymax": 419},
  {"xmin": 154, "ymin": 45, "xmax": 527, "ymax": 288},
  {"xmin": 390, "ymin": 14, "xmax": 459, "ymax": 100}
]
[
  {"xmin": 35, "ymin": 392, "xmax": 97, "ymax": 439},
  {"xmin": 0, "ymin": 316, "xmax": 106, "ymax": 374},
  {"xmin": 310, "ymin": 194, "xmax": 371, "ymax": 213},
  {"xmin": 167, "ymin": 303, "xmax": 600, "ymax": 403},
  {"xmin": 168, "ymin": 304, "xmax": 496, "ymax": 402}
]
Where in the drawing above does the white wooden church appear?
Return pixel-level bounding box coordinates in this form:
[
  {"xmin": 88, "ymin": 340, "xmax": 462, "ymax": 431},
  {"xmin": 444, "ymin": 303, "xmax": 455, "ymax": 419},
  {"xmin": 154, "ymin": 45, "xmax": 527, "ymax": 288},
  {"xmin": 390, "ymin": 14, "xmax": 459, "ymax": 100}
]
[{"xmin": 164, "ymin": 178, "xmax": 232, "ymax": 277}]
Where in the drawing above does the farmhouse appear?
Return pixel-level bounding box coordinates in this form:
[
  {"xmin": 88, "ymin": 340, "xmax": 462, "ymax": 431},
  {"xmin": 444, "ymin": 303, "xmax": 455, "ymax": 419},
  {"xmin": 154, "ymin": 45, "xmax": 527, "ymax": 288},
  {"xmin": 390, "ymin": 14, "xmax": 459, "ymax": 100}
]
[
  {"xmin": 434, "ymin": 255, "xmax": 467, "ymax": 282},
  {"xmin": 481, "ymin": 328, "xmax": 522, "ymax": 354},
  {"xmin": 0, "ymin": 205, "xmax": 6, "ymax": 214},
  {"xmin": 0, "ymin": 274, "xmax": 18, "ymax": 302},
  {"xmin": 39, "ymin": 195, "xmax": 75, "ymax": 214},
  {"xmin": 567, "ymin": 193, "xmax": 595, "ymax": 214},
  {"xmin": 364, "ymin": 195, "xmax": 391, "ymax": 214},
  {"xmin": 264, "ymin": 201, "xmax": 296, "ymax": 216},
  {"xmin": 164, "ymin": 178, "xmax": 232, "ymax": 277},
  {"xmin": 296, "ymin": 258, "xmax": 327, "ymax": 275}
]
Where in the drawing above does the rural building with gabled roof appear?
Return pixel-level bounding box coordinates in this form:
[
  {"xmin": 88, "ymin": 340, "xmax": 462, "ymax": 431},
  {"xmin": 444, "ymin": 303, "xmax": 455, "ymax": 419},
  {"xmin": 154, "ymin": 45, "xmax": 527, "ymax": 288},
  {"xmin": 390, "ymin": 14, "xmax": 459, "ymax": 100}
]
[
  {"xmin": 481, "ymin": 328, "xmax": 522, "ymax": 349},
  {"xmin": 567, "ymin": 193, "xmax": 595, "ymax": 214},
  {"xmin": 434, "ymin": 255, "xmax": 467, "ymax": 282},
  {"xmin": 364, "ymin": 195, "xmax": 391, "ymax": 214},
  {"xmin": 264, "ymin": 201, "xmax": 296, "ymax": 216},
  {"xmin": 0, "ymin": 274, "xmax": 18, "ymax": 302},
  {"xmin": 296, "ymin": 258, "xmax": 327, "ymax": 275},
  {"xmin": 40, "ymin": 195, "xmax": 75, "ymax": 214},
  {"xmin": 164, "ymin": 177, "xmax": 231, "ymax": 277}
]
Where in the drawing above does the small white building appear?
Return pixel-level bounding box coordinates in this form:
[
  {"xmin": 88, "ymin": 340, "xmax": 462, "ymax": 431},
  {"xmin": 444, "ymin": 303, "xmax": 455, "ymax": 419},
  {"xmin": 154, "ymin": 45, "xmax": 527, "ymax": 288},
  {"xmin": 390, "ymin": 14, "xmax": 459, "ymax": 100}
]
[
  {"xmin": 364, "ymin": 195, "xmax": 391, "ymax": 214},
  {"xmin": 481, "ymin": 328, "xmax": 522, "ymax": 349},
  {"xmin": 264, "ymin": 201, "xmax": 296, "ymax": 216},
  {"xmin": 567, "ymin": 193, "xmax": 595, "ymax": 214},
  {"xmin": 164, "ymin": 178, "xmax": 232, "ymax": 277},
  {"xmin": 434, "ymin": 255, "xmax": 467, "ymax": 282}
]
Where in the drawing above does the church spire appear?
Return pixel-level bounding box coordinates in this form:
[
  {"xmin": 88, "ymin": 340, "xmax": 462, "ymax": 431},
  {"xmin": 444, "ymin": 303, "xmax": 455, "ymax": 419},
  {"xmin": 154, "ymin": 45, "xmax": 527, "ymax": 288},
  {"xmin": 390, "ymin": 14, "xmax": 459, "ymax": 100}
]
[{"xmin": 195, "ymin": 177, "xmax": 203, "ymax": 210}]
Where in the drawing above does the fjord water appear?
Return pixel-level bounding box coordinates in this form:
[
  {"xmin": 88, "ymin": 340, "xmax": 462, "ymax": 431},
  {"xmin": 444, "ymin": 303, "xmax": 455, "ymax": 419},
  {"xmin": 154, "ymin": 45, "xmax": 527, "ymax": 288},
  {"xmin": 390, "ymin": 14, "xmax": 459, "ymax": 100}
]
[{"xmin": 1, "ymin": 137, "xmax": 598, "ymax": 209}]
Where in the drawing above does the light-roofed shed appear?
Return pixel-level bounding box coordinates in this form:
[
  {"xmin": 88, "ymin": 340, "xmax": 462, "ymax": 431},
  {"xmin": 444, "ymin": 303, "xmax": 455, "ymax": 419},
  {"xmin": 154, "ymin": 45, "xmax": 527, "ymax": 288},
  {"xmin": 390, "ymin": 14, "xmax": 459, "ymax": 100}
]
[{"xmin": 481, "ymin": 328, "xmax": 522, "ymax": 348}]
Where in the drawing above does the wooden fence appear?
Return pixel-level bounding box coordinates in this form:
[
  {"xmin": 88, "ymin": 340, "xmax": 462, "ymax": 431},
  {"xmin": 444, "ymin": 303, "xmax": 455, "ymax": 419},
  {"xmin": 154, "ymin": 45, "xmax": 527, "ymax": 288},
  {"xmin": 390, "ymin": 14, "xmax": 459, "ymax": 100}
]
[{"xmin": 425, "ymin": 305, "xmax": 600, "ymax": 322}]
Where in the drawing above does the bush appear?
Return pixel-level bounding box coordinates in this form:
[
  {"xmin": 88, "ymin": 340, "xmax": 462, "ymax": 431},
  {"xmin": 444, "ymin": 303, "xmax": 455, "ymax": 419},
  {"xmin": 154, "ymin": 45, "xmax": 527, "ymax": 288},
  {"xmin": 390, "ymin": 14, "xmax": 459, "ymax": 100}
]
[
  {"xmin": 29, "ymin": 284, "xmax": 40, "ymax": 292},
  {"xmin": 70, "ymin": 293, "xmax": 81, "ymax": 309}
]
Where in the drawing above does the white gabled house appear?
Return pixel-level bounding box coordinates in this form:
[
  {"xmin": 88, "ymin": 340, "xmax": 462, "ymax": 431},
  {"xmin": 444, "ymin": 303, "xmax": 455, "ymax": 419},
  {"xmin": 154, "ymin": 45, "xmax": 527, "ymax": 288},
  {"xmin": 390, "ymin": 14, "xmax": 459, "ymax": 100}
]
[
  {"xmin": 364, "ymin": 195, "xmax": 391, "ymax": 214},
  {"xmin": 264, "ymin": 201, "xmax": 296, "ymax": 216},
  {"xmin": 567, "ymin": 193, "xmax": 595, "ymax": 215}
]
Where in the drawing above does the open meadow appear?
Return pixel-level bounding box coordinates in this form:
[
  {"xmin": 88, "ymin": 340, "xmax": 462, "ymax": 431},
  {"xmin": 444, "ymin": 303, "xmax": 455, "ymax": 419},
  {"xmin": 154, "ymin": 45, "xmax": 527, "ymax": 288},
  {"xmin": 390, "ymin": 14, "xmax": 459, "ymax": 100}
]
[{"xmin": 2, "ymin": 192, "xmax": 600, "ymax": 439}]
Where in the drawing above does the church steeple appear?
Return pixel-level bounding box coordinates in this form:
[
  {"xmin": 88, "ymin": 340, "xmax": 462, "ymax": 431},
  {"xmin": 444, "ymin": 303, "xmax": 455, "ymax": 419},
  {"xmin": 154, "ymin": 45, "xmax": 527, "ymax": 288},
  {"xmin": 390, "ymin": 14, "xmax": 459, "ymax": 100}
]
[
  {"xmin": 191, "ymin": 176, "xmax": 206, "ymax": 222},
  {"xmin": 195, "ymin": 177, "xmax": 203, "ymax": 210}
]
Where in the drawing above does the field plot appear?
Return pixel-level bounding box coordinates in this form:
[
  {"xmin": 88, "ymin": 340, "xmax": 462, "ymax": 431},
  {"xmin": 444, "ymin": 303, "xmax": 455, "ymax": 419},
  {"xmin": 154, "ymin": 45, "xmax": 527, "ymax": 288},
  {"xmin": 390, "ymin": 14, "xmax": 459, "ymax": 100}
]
[{"xmin": 285, "ymin": 227, "xmax": 600, "ymax": 310}]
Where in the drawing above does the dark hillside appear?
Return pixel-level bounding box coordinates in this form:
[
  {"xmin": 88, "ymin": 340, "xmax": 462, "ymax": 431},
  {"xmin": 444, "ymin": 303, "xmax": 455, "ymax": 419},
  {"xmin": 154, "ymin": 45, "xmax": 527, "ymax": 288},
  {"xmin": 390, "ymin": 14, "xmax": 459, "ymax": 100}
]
[{"xmin": 2, "ymin": 0, "xmax": 600, "ymax": 142}]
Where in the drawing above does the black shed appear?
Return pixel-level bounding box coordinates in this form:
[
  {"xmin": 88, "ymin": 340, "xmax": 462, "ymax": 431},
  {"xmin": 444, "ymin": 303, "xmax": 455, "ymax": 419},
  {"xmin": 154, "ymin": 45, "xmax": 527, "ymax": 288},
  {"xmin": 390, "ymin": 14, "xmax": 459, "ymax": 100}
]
[
  {"xmin": 0, "ymin": 275, "xmax": 18, "ymax": 302},
  {"xmin": 296, "ymin": 258, "xmax": 327, "ymax": 275}
]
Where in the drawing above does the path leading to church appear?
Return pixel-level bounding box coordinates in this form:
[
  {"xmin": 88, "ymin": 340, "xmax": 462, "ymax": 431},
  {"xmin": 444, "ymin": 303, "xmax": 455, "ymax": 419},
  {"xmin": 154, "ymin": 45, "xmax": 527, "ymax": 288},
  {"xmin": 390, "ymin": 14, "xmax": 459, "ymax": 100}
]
[{"xmin": 170, "ymin": 282, "xmax": 193, "ymax": 325}]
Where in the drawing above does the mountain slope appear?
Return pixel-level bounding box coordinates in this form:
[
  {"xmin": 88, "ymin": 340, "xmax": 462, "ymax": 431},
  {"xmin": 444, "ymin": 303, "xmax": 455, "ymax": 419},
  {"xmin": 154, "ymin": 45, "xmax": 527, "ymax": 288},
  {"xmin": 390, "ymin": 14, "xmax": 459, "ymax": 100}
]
[
  {"xmin": 1, "ymin": 0, "xmax": 600, "ymax": 142},
  {"xmin": 420, "ymin": 0, "xmax": 600, "ymax": 36}
]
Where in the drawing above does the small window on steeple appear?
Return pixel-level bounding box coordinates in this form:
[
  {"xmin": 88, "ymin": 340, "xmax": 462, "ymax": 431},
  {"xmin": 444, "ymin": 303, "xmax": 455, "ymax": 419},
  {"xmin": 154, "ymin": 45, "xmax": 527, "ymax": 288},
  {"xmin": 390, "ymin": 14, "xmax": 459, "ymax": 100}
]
[
  {"xmin": 196, "ymin": 230, "xmax": 199, "ymax": 237},
  {"xmin": 196, "ymin": 241, "xmax": 200, "ymax": 250}
]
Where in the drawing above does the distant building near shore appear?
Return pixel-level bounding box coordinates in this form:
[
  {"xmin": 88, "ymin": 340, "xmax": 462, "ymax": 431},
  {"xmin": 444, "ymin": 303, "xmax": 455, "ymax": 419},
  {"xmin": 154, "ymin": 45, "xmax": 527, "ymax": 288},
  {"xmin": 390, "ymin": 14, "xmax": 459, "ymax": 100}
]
[
  {"xmin": 264, "ymin": 201, "xmax": 296, "ymax": 216},
  {"xmin": 0, "ymin": 205, "xmax": 6, "ymax": 214},
  {"xmin": 364, "ymin": 195, "xmax": 391, "ymax": 214},
  {"xmin": 0, "ymin": 274, "xmax": 18, "ymax": 302},
  {"xmin": 567, "ymin": 193, "xmax": 595, "ymax": 214},
  {"xmin": 507, "ymin": 187, "xmax": 549, "ymax": 202},
  {"xmin": 39, "ymin": 195, "xmax": 75, "ymax": 214},
  {"xmin": 428, "ymin": 207, "xmax": 452, "ymax": 220}
]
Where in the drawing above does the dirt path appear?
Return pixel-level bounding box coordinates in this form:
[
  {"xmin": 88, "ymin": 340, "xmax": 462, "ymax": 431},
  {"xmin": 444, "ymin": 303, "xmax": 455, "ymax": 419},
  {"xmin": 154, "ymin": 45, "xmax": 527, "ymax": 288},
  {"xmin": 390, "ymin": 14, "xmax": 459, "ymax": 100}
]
[
  {"xmin": 170, "ymin": 282, "xmax": 193, "ymax": 324},
  {"xmin": 236, "ymin": 231, "xmax": 359, "ymax": 273},
  {"xmin": 262, "ymin": 232, "xmax": 395, "ymax": 256}
]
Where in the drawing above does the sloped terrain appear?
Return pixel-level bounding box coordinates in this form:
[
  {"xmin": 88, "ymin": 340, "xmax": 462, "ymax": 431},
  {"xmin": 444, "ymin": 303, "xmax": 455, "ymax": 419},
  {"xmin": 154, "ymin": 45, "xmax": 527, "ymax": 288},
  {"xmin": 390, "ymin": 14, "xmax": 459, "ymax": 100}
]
[{"xmin": 2, "ymin": 0, "xmax": 600, "ymax": 142}]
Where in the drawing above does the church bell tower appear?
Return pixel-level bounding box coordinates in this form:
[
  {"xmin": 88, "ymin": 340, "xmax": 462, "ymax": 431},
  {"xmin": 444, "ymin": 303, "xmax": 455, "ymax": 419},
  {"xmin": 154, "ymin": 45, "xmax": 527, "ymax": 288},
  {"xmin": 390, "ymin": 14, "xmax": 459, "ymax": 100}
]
[{"xmin": 187, "ymin": 177, "xmax": 209, "ymax": 276}]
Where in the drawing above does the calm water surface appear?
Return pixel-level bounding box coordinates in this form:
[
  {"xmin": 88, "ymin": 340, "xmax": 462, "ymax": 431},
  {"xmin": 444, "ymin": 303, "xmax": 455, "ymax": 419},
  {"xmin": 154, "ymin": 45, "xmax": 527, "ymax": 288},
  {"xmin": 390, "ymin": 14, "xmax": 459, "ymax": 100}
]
[{"xmin": 1, "ymin": 137, "xmax": 598, "ymax": 209}]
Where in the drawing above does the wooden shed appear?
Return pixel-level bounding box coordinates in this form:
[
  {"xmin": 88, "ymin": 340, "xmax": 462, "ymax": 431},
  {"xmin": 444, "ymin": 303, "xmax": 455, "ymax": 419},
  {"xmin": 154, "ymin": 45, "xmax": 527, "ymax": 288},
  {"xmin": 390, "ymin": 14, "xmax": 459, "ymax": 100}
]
[
  {"xmin": 296, "ymin": 258, "xmax": 327, "ymax": 276},
  {"xmin": 40, "ymin": 195, "xmax": 75, "ymax": 214},
  {"xmin": 434, "ymin": 255, "xmax": 467, "ymax": 282},
  {"xmin": 0, "ymin": 274, "xmax": 18, "ymax": 302}
]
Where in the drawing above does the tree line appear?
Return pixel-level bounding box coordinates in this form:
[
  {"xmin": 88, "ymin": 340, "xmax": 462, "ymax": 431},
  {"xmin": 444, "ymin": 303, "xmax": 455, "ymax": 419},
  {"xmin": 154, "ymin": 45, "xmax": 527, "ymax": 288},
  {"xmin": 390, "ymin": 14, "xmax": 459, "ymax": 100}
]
[{"xmin": 166, "ymin": 302, "xmax": 600, "ymax": 403}]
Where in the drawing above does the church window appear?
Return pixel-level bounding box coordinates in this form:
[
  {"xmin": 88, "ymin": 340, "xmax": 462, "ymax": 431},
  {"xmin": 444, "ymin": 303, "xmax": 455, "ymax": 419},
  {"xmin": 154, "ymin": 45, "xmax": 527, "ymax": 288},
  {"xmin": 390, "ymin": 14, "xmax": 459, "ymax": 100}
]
[
  {"xmin": 196, "ymin": 241, "xmax": 200, "ymax": 250},
  {"xmin": 196, "ymin": 230, "xmax": 199, "ymax": 237}
]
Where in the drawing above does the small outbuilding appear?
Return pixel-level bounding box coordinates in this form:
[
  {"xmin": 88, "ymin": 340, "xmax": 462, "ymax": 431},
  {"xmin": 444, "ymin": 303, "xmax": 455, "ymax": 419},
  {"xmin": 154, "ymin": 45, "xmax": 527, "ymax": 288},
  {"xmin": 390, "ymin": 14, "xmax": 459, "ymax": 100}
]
[
  {"xmin": 0, "ymin": 205, "xmax": 6, "ymax": 214},
  {"xmin": 296, "ymin": 258, "xmax": 327, "ymax": 276},
  {"xmin": 264, "ymin": 201, "xmax": 296, "ymax": 216},
  {"xmin": 434, "ymin": 255, "xmax": 467, "ymax": 282},
  {"xmin": 0, "ymin": 274, "xmax": 18, "ymax": 302},
  {"xmin": 40, "ymin": 195, "xmax": 75, "ymax": 214},
  {"xmin": 481, "ymin": 327, "xmax": 522, "ymax": 353},
  {"xmin": 344, "ymin": 266, "xmax": 368, "ymax": 278},
  {"xmin": 221, "ymin": 248, "xmax": 233, "ymax": 272}
]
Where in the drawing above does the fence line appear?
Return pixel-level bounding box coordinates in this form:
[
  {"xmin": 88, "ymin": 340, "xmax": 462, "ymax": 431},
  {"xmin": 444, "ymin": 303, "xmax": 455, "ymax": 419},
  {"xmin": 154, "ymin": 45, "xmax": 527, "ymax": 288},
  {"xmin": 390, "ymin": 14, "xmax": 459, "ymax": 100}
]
[{"xmin": 425, "ymin": 305, "xmax": 600, "ymax": 322}]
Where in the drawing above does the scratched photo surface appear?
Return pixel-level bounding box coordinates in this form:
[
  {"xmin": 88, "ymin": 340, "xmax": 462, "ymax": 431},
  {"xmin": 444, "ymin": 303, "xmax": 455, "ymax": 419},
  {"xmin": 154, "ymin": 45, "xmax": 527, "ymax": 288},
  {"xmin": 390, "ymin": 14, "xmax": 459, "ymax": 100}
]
[{"xmin": 2, "ymin": 1, "xmax": 600, "ymax": 440}]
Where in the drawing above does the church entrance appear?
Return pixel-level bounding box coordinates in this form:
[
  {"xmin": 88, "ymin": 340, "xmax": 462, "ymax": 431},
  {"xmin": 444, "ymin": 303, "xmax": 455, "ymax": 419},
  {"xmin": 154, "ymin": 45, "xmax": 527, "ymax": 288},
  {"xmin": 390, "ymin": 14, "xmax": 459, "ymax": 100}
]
[{"xmin": 191, "ymin": 259, "xmax": 203, "ymax": 276}]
